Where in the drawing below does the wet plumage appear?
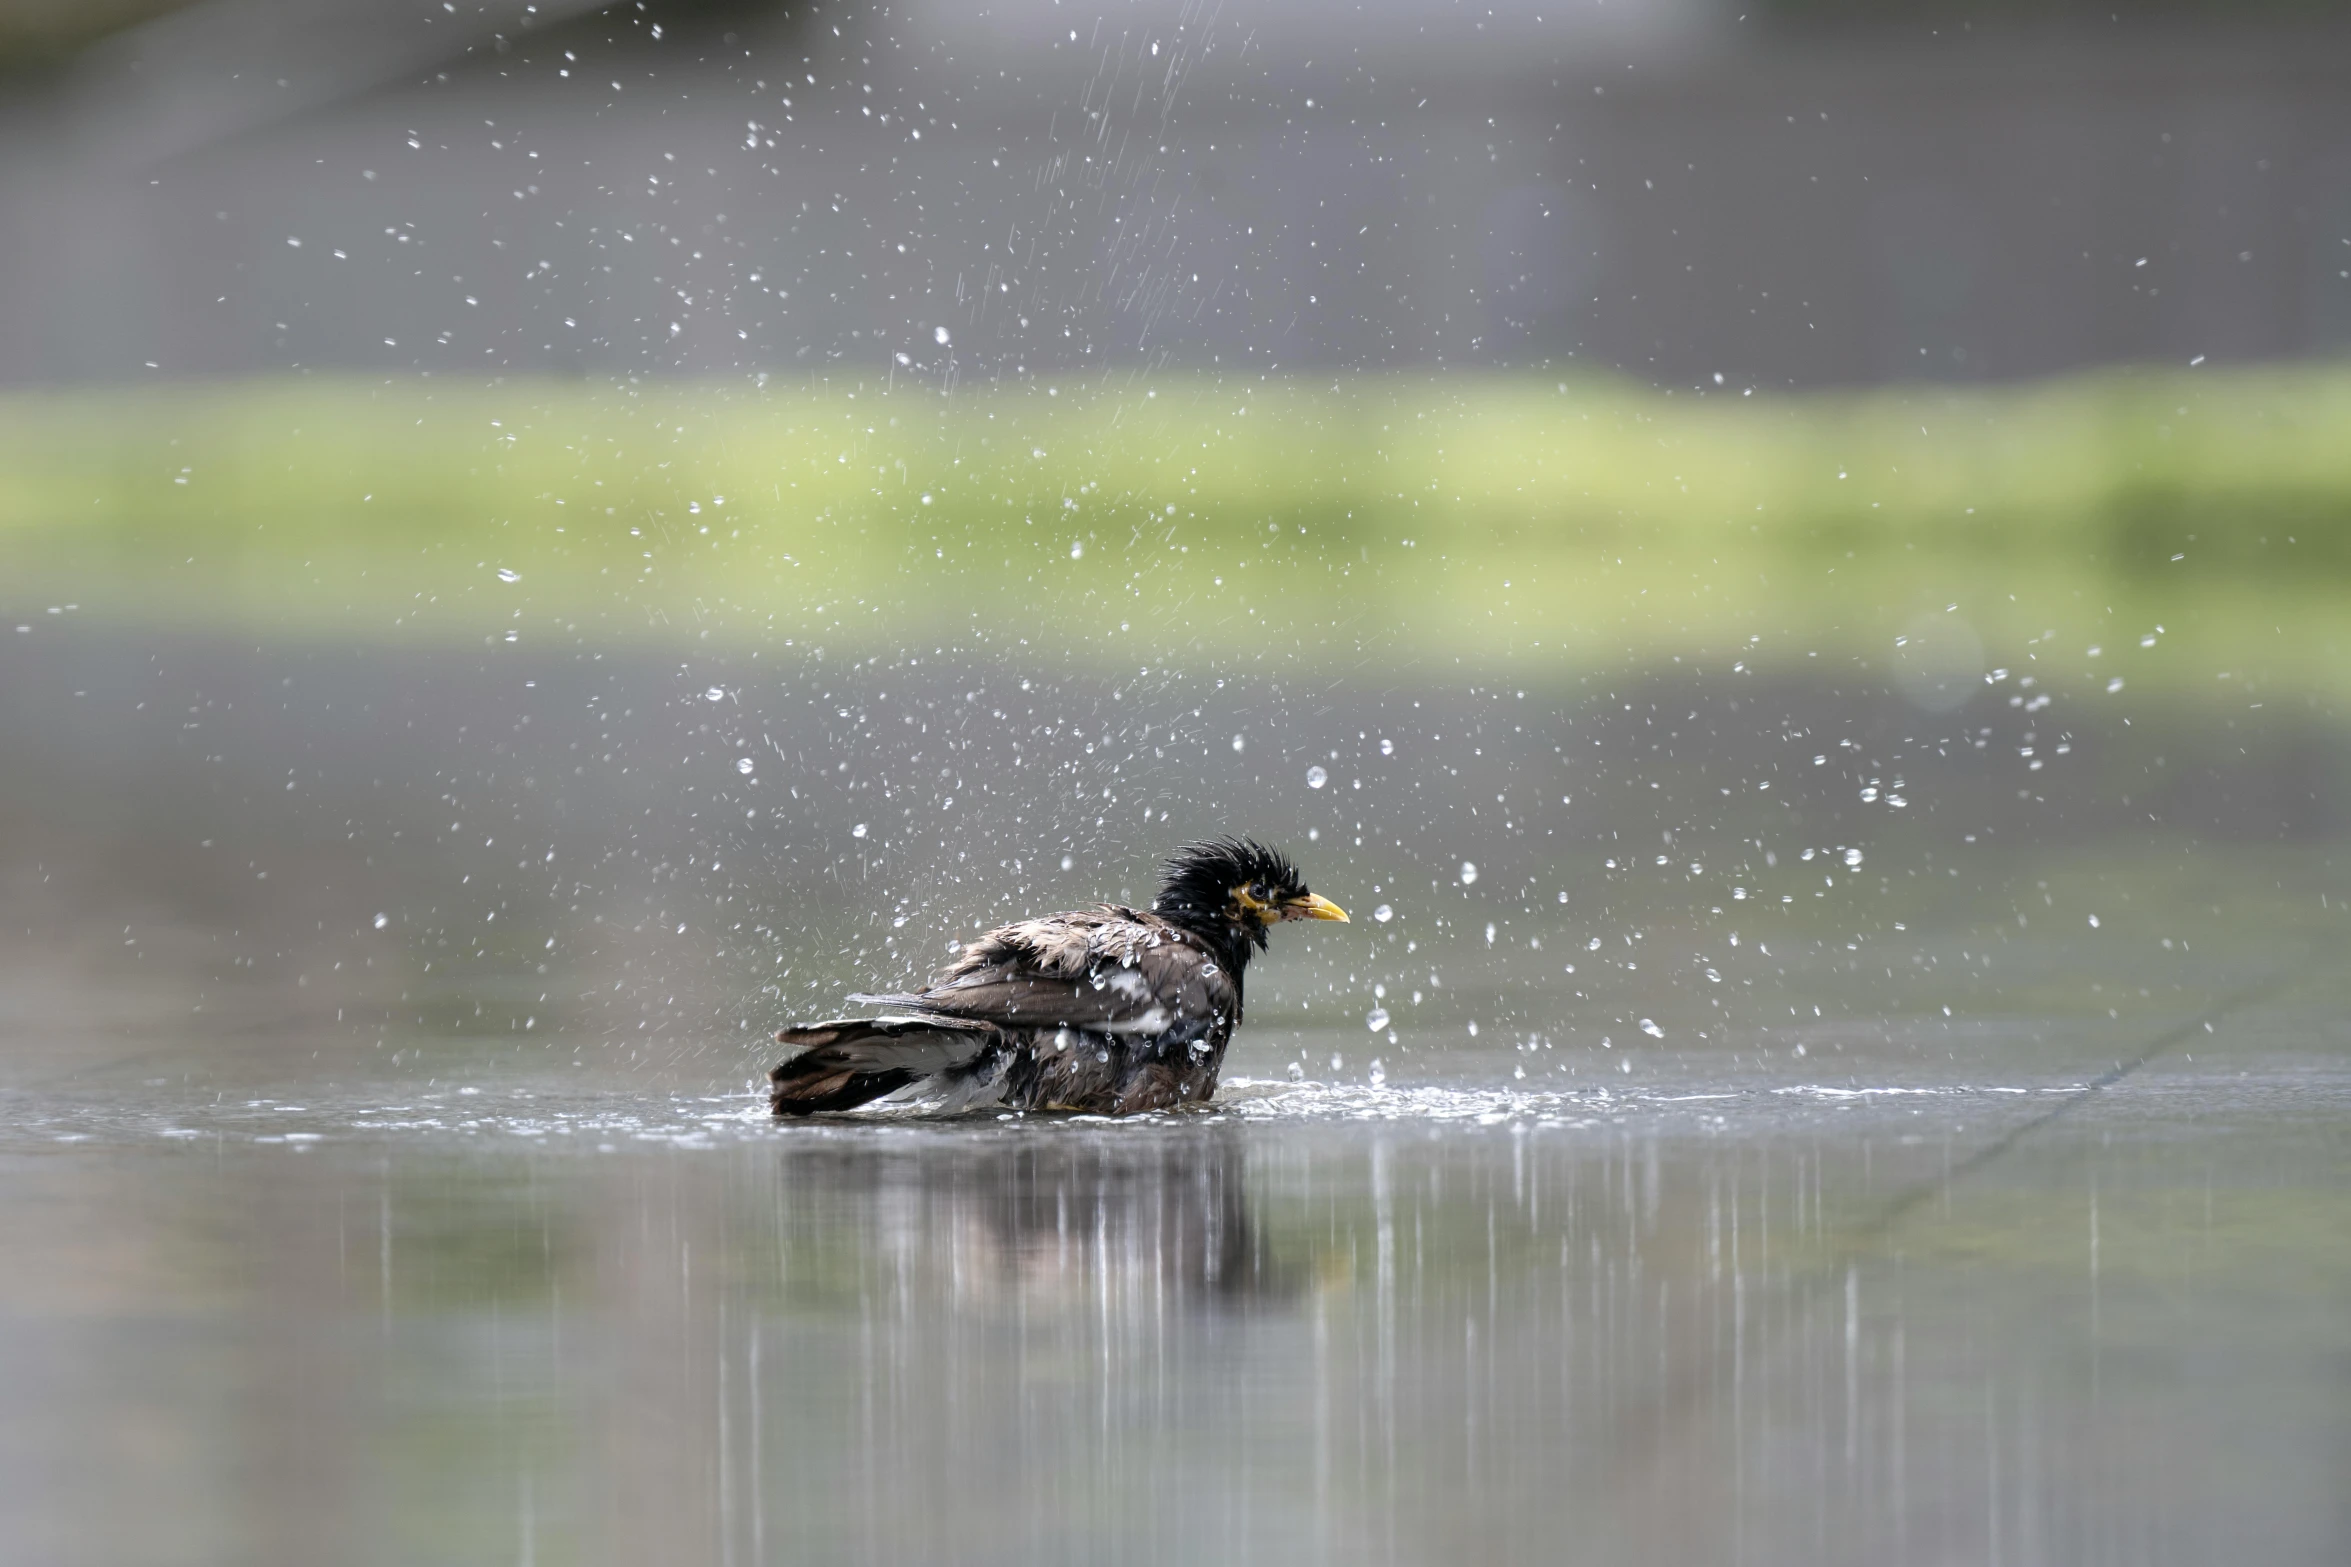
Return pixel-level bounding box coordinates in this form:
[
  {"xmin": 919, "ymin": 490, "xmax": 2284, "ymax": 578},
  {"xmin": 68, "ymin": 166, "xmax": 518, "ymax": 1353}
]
[{"xmin": 769, "ymin": 838, "xmax": 1347, "ymax": 1116}]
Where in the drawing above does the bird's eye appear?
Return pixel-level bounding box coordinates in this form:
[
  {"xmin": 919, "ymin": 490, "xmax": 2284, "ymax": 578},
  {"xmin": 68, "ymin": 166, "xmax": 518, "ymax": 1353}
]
[{"xmin": 1249, "ymin": 882, "xmax": 1267, "ymax": 901}]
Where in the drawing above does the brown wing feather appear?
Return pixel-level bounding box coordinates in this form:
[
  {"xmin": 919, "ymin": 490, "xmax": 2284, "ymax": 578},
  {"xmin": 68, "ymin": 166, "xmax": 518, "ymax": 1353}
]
[
  {"xmin": 857, "ymin": 908, "xmax": 1235, "ymax": 1033},
  {"xmin": 935, "ymin": 906, "xmax": 1141, "ymax": 981}
]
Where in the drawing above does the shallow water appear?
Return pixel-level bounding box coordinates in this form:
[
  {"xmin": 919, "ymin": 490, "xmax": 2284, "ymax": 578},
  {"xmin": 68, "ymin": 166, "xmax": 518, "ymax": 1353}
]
[
  {"xmin": 6, "ymin": 1039, "xmax": 2346, "ymax": 1567},
  {"xmin": 3, "ymin": 629, "xmax": 2347, "ymax": 1565}
]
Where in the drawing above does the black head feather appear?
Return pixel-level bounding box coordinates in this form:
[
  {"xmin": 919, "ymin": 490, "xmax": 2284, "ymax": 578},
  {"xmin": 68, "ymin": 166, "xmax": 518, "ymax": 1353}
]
[{"xmin": 1154, "ymin": 837, "xmax": 1312, "ymax": 964}]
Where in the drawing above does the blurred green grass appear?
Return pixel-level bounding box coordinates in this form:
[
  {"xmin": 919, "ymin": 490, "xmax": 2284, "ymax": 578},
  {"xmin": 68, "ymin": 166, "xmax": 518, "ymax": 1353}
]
[{"xmin": 5, "ymin": 365, "xmax": 2349, "ymax": 698}]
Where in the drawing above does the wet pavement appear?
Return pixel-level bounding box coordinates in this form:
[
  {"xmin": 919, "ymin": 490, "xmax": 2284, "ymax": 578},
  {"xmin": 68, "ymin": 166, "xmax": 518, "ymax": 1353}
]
[{"xmin": 2, "ymin": 627, "xmax": 2346, "ymax": 1564}]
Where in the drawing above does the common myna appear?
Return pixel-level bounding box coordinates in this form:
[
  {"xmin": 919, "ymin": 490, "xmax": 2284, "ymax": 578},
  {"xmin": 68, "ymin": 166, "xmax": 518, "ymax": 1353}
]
[{"xmin": 769, "ymin": 838, "xmax": 1347, "ymax": 1116}]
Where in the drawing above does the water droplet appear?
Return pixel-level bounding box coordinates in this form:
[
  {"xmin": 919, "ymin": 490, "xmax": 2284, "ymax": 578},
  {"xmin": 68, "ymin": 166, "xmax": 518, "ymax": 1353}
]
[
  {"xmin": 1379, "ymin": 737, "xmax": 1394, "ymax": 755},
  {"xmin": 1069, "ymin": 540, "xmax": 1084, "ymax": 559},
  {"xmin": 2107, "ymin": 677, "xmax": 2126, "ymax": 694},
  {"xmin": 705, "ymin": 687, "xmax": 725, "ymax": 702},
  {"xmin": 495, "ymin": 567, "xmax": 520, "ymax": 583},
  {"xmin": 1365, "ymin": 1007, "xmax": 1390, "ymax": 1032},
  {"xmin": 372, "ymin": 913, "xmax": 388, "ymax": 929},
  {"xmin": 1639, "ymin": 1018, "xmax": 1664, "ymax": 1038},
  {"xmin": 934, "ymin": 325, "xmax": 950, "ymax": 346},
  {"xmin": 1231, "ymin": 734, "xmax": 1245, "ymax": 753},
  {"xmin": 851, "ymin": 823, "xmax": 868, "ymax": 838},
  {"xmin": 1060, "ymin": 855, "xmax": 1073, "ymax": 871},
  {"xmin": 1459, "ymin": 861, "xmax": 1478, "ymax": 885},
  {"xmin": 1367, "ymin": 1058, "xmax": 1386, "ymax": 1087},
  {"xmin": 735, "ymin": 757, "xmax": 755, "ymax": 775},
  {"xmin": 1843, "ymin": 847, "xmax": 1864, "ymax": 869},
  {"xmin": 1305, "ymin": 765, "xmax": 1328, "ymax": 789},
  {"xmin": 1374, "ymin": 904, "xmax": 1394, "ymax": 923}
]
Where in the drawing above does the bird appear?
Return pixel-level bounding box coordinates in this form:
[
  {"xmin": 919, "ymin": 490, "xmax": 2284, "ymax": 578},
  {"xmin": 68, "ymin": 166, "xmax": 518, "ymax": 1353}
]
[{"xmin": 768, "ymin": 837, "xmax": 1348, "ymax": 1117}]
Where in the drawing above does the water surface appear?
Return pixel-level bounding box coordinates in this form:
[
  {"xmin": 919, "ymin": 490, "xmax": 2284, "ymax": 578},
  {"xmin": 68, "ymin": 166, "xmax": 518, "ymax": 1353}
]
[{"xmin": 2, "ymin": 628, "xmax": 2345, "ymax": 1565}]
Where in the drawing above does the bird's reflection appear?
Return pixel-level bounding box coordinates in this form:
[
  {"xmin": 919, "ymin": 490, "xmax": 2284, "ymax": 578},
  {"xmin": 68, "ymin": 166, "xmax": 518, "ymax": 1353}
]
[{"xmin": 772, "ymin": 1125, "xmax": 1297, "ymax": 1313}]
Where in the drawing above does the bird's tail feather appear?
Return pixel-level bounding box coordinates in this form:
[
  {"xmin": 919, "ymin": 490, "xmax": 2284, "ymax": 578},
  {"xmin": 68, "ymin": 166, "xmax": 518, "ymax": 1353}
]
[{"xmin": 768, "ymin": 1016, "xmax": 995, "ymax": 1116}]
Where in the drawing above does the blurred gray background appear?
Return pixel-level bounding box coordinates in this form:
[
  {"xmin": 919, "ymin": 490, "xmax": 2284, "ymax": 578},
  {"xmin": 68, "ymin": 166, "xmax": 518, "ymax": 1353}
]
[
  {"xmin": 4, "ymin": 0, "xmax": 2350, "ymax": 388},
  {"xmin": 7, "ymin": 10, "xmax": 2351, "ymax": 1566}
]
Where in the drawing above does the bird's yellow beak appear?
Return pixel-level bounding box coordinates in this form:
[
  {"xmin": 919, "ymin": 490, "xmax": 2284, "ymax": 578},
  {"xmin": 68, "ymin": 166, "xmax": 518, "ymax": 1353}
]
[{"xmin": 1283, "ymin": 892, "xmax": 1350, "ymax": 923}]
